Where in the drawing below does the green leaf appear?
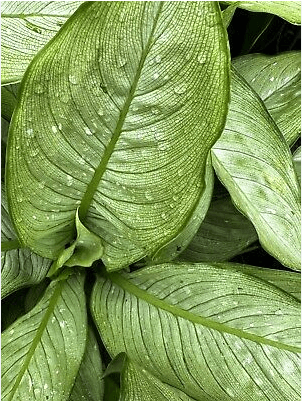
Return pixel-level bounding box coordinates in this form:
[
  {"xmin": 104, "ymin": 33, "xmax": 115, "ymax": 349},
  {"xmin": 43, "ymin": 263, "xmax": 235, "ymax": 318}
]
[
  {"xmin": 151, "ymin": 155, "xmax": 214, "ymax": 263},
  {"xmin": 233, "ymin": 51, "xmax": 301, "ymax": 147},
  {"xmin": 120, "ymin": 356, "xmax": 194, "ymax": 401},
  {"xmin": 221, "ymin": 2, "xmax": 239, "ymax": 28},
  {"xmin": 1, "ymin": 1, "xmax": 83, "ymax": 84},
  {"xmin": 293, "ymin": 146, "xmax": 301, "ymax": 187},
  {"xmin": 7, "ymin": 1, "xmax": 230, "ymax": 271},
  {"xmin": 179, "ymin": 195, "xmax": 258, "ymax": 262},
  {"xmin": 221, "ymin": 1, "xmax": 301, "ymax": 24},
  {"xmin": 1, "ymin": 189, "xmax": 51, "ymax": 298},
  {"xmin": 215, "ymin": 262, "xmax": 301, "ymax": 301},
  {"xmin": 69, "ymin": 325, "xmax": 104, "ymax": 401},
  {"xmin": 1, "ymin": 273, "xmax": 87, "ymax": 401},
  {"xmin": 212, "ymin": 68, "xmax": 301, "ymax": 271},
  {"xmin": 91, "ymin": 263, "xmax": 300, "ymax": 401},
  {"xmin": 1, "ymin": 84, "xmax": 18, "ymax": 121}
]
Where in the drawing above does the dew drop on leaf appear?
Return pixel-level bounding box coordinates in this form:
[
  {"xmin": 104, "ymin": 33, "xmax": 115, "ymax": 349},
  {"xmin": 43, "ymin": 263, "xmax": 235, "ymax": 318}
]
[
  {"xmin": 174, "ymin": 83, "xmax": 187, "ymax": 94},
  {"xmin": 197, "ymin": 54, "xmax": 206, "ymax": 64},
  {"xmin": 68, "ymin": 75, "xmax": 78, "ymax": 85},
  {"xmin": 84, "ymin": 127, "xmax": 93, "ymax": 135}
]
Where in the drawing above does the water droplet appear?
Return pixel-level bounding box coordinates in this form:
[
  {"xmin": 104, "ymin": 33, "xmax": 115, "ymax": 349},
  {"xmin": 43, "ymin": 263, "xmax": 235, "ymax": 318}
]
[
  {"xmin": 161, "ymin": 212, "xmax": 168, "ymax": 220},
  {"xmin": 145, "ymin": 190, "xmax": 153, "ymax": 201},
  {"xmin": 35, "ymin": 83, "xmax": 44, "ymax": 94},
  {"xmin": 16, "ymin": 195, "xmax": 23, "ymax": 202},
  {"xmin": 9, "ymin": 329, "xmax": 14, "ymax": 335},
  {"xmin": 154, "ymin": 131, "xmax": 165, "ymax": 141},
  {"xmin": 158, "ymin": 143, "xmax": 168, "ymax": 151},
  {"xmin": 51, "ymin": 125, "xmax": 58, "ymax": 134},
  {"xmin": 177, "ymin": 168, "xmax": 183, "ymax": 177},
  {"xmin": 269, "ymin": 77, "xmax": 275, "ymax": 82},
  {"xmin": 32, "ymin": 215, "xmax": 37, "ymax": 220},
  {"xmin": 155, "ymin": 55, "xmax": 161, "ymax": 63},
  {"xmin": 174, "ymin": 84, "xmax": 187, "ymax": 94},
  {"xmin": 26, "ymin": 128, "xmax": 34, "ymax": 138},
  {"xmin": 29, "ymin": 149, "xmax": 39, "ymax": 157},
  {"xmin": 117, "ymin": 57, "xmax": 127, "ymax": 68},
  {"xmin": 66, "ymin": 175, "xmax": 74, "ymax": 186},
  {"xmin": 272, "ymin": 62, "xmax": 277, "ymax": 66},
  {"xmin": 68, "ymin": 75, "xmax": 78, "ymax": 85},
  {"xmin": 38, "ymin": 181, "xmax": 45, "ymax": 189},
  {"xmin": 197, "ymin": 54, "xmax": 206, "ymax": 64},
  {"xmin": 151, "ymin": 107, "xmax": 160, "ymax": 115},
  {"xmin": 84, "ymin": 127, "xmax": 93, "ymax": 135},
  {"xmin": 153, "ymin": 72, "xmax": 160, "ymax": 80},
  {"xmin": 98, "ymin": 107, "xmax": 104, "ymax": 117},
  {"xmin": 274, "ymin": 309, "xmax": 283, "ymax": 315}
]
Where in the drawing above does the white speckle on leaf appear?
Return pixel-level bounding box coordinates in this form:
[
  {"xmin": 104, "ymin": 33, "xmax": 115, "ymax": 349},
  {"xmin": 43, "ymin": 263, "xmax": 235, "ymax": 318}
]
[
  {"xmin": 269, "ymin": 77, "xmax": 275, "ymax": 82},
  {"xmin": 174, "ymin": 84, "xmax": 187, "ymax": 94},
  {"xmin": 84, "ymin": 127, "xmax": 93, "ymax": 135},
  {"xmin": 51, "ymin": 125, "xmax": 58, "ymax": 134},
  {"xmin": 197, "ymin": 54, "xmax": 206, "ymax": 64},
  {"xmin": 153, "ymin": 72, "xmax": 160, "ymax": 80},
  {"xmin": 68, "ymin": 75, "xmax": 78, "ymax": 85}
]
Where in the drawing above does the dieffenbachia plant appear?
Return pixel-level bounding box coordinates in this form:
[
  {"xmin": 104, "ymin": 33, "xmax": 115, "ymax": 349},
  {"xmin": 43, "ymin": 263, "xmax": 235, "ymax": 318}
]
[{"xmin": 1, "ymin": 1, "xmax": 301, "ymax": 401}]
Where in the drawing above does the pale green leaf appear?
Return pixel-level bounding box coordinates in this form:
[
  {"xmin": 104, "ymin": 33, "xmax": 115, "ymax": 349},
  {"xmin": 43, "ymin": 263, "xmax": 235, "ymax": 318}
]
[
  {"xmin": 151, "ymin": 155, "xmax": 214, "ymax": 263},
  {"xmin": 221, "ymin": 2, "xmax": 239, "ymax": 28},
  {"xmin": 120, "ymin": 357, "xmax": 194, "ymax": 401},
  {"xmin": 212, "ymin": 68, "xmax": 301, "ymax": 270},
  {"xmin": 215, "ymin": 262, "xmax": 301, "ymax": 301},
  {"xmin": 233, "ymin": 51, "xmax": 301, "ymax": 146},
  {"xmin": 1, "ymin": 189, "xmax": 51, "ymax": 299},
  {"xmin": 293, "ymin": 146, "xmax": 301, "ymax": 186},
  {"xmin": 1, "ymin": 273, "xmax": 87, "ymax": 401},
  {"xmin": 7, "ymin": 2, "xmax": 230, "ymax": 271},
  {"xmin": 69, "ymin": 326, "xmax": 104, "ymax": 401},
  {"xmin": 1, "ymin": 1, "xmax": 83, "ymax": 84},
  {"xmin": 91, "ymin": 263, "xmax": 300, "ymax": 401},
  {"xmin": 221, "ymin": 1, "xmax": 301, "ymax": 24},
  {"xmin": 179, "ymin": 195, "xmax": 257, "ymax": 262}
]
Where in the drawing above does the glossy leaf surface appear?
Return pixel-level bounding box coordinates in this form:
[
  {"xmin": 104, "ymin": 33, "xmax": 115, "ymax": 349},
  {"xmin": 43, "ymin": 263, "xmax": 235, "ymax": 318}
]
[
  {"xmin": 233, "ymin": 51, "xmax": 301, "ymax": 146},
  {"xmin": 179, "ymin": 195, "xmax": 257, "ymax": 262},
  {"xmin": 1, "ymin": 1, "xmax": 83, "ymax": 84},
  {"xmin": 91, "ymin": 263, "xmax": 300, "ymax": 401},
  {"xmin": 222, "ymin": 1, "xmax": 301, "ymax": 24},
  {"xmin": 1, "ymin": 273, "xmax": 87, "ymax": 401},
  {"xmin": 1, "ymin": 190, "xmax": 51, "ymax": 298},
  {"xmin": 69, "ymin": 326, "xmax": 104, "ymax": 401},
  {"xmin": 7, "ymin": 1, "xmax": 230, "ymax": 271},
  {"xmin": 212, "ymin": 69, "xmax": 301, "ymax": 270}
]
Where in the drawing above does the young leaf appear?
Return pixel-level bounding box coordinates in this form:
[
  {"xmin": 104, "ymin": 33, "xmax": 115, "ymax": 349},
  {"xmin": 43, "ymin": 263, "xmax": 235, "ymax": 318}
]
[
  {"xmin": 91, "ymin": 263, "xmax": 300, "ymax": 401},
  {"xmin": 1, "ymin": 1, "xmax": 83, "ymax": 84},
  {"xmin": 120, "ymin": 356, "xmax": 194, "ymax": 401},
  {"xmin": 179, "ymin": 195, "xmax": 258, "ymax": 262},
  {"xmin": 69, "ymin": 326, "xmax": 104, "ymax": 401},
  {"xmin": 1, "ymin": 273, "xmax": 87, "ymax": 401},
  {"xmin": 221, "ymin": 1, "xmax": 301, "ymax": 25},
  {"xmin": 7, "ymin": 2, "xmax": 230, "ymax": 271},
  {"xmin": 212, "ymin": 68, "xmax": 301, "ymax": 271},
  {"xmin": 233, "ymin": 51, "xmax": 301, "ymax": 146},
  {"xmin": 1, "ymin": 189, "xmax": 51, "ymax": 298}
]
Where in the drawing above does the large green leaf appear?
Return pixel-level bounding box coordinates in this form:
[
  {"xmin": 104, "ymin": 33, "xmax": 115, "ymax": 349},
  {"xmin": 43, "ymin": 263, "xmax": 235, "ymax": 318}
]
[
  {"xmin": 7, "ymin": 2, "xmax": 230, "ymax": 271},
  {"xmin": 120, "ymin": 356, "xmax": 194, "ymax": 401},
  {"xmin": 69, "ymin": 325, "xmax": 104, "ymax": 401},
  {"xmin": 233, "ymin": 51, "xmax": 301, "ymax": 147},
  {"xmin": 91, "ymin": 263, "xmax": 300, "ymax": 401},
  {"xmin": 179, "ymin": 195, "xmax": 257, "ymax": 262},
  {"xmin": 211, "ymin": 69, "xmax": 301, "ymax": 270},
  {"xmin": 1, "ymin": 273, "xmax": 87, "ymax": 400},
  {"xmin": 1, "ymin": 1, "xmax": 83, "ymax": 84},
  {"xmin": 221, "ymin": 1, "xmax": 301, "ymax": 24},
  {"xmin": 1, "ymin": 189, "xmax": 51, "ymax": 298}
]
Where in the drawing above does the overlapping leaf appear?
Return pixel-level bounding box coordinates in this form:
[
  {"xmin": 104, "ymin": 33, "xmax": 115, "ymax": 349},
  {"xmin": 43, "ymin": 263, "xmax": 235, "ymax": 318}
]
[
  {"xmin": 91, "ymin": 263, "xmax": 300, "ymax": 401},
  {"xmin": 69, "ymin": 326, "xmax": 104, "ymax": 401},
  {"xmin": 233, "ymin": 51, "xmax": 301, "ymax": 146},
  {"xmin": 120, "ymin": 357, "xmax": 194, "ymax": 401},
  {"xmin": 1, "ymin": 84, "xmax": 18, "ymax": 121},
  {"xmin": 212, "ymin": 69, "xmax": 301, "ymax": 270},
  {"xmin": 1, "ymin": 189, "xmax": 51, "ymax": 298},
  {"xmin": 1, "ymin": 1, "xmax": 83, "ymax": 84},
  {"xmin": 179, "ymin": 195, "xmax": 257, "ymax": 262},
  {"xmin": 222, "ymin": 1, "xmax": 301, "ymax": 24},
  {"xmin": 7, "ymin": 1, "xmax": 230, "ymax": 270},
  {"xmin": 293, "ymin": 146, "xmax": 301, "ymax": 186},
  {"xmin": 1, "ymin": 273, "xmax": 87, "ymax": 401}
]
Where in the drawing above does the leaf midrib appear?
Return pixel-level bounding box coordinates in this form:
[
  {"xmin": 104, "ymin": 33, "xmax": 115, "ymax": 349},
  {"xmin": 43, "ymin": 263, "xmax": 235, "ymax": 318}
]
[
  {"xmin": 103, "ymin": 270, "xmax": 300, "ymax": 354},
  {"xmin": 8, "ymin": 280, "xmax": 64, "ymax": 400},
  {"xmin": 78, "ymin": 2, "xmax": 164, "ymax": 221}
]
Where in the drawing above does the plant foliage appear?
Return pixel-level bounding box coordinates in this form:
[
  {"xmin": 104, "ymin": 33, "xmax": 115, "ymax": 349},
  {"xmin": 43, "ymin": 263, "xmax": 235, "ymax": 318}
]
[{"xmin": 1, "ymin": 1, "xmax": 301, "ymax": 401}]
